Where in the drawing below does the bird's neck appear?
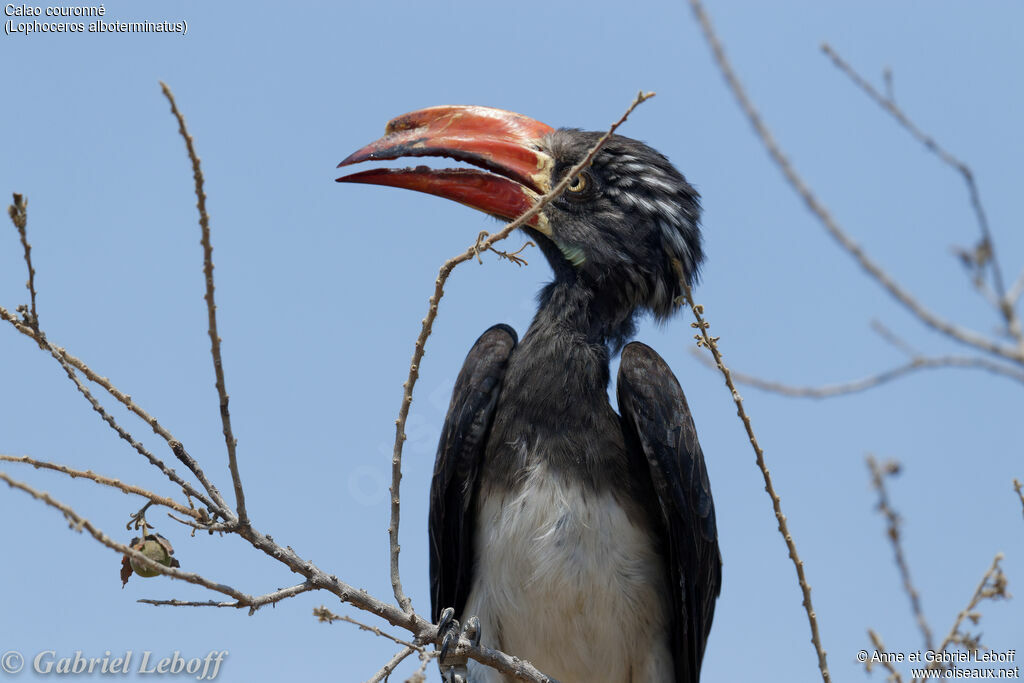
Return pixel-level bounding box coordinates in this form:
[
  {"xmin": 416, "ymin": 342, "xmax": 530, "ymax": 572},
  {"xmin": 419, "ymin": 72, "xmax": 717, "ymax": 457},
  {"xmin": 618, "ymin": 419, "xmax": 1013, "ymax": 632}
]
[
  {"xmin": 509, "ymin": 279, "xmax": 633, "ymax": 404},
  {"xmin": 533, "ymin": 277, "xmax": 636, "ymax": 350},
  {"xmin": 484, "ymin": 278, "xmax": 629, "ymax": 486}
]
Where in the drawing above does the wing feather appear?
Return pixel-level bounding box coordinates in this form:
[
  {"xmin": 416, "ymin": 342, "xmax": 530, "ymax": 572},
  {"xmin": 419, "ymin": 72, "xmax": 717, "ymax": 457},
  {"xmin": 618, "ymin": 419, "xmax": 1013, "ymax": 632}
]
[
  {"xmin": 617, "ymin": 342, "xmax": 722, "ymax": 683},
  {"xmin": 429, "ymin": 324, "xmax": 517, "ymax": 623}
]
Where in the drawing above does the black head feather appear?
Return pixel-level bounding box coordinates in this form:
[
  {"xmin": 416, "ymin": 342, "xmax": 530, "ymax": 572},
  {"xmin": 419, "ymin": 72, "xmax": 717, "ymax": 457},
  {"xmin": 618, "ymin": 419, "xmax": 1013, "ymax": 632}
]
[{"xmin": 533, "ymin": 130, "xmax": 704, "ymax": 327}]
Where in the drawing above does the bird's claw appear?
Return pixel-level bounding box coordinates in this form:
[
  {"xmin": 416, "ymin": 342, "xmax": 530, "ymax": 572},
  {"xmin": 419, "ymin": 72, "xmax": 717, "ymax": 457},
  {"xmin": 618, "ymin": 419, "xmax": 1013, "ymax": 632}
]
[
  {"xmin": 462, "ymin": 615, "xmax": 481, "ymax": 648},
  {"xmin": 437, "ymin": 607, "xmax": 461, "ymax": 665},
  {"xmin": 437, "ymin": 608, "xmax": 483, "ymax": 681}
]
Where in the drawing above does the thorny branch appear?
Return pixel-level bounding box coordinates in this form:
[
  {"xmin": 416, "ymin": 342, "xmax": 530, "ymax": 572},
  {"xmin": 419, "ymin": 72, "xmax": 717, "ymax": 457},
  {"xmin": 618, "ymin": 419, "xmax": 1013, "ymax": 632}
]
[
  {"xmin": 385, "ymin": 90, "xmax": 655, "ymax": 616},
  {"xmin": 160, "ymin": 82, "xmax": 249, "ymax": 528},
  {"xmin": 687, "ymin": 0, "xmax": 1024, "ymax": 368},
  {"xmin": 866, "ymin": 457, "xmax": 933, "ymax": 651},
  {"xmin": 680, "ymin": 279, "xmax": 831, "ymax": 683}
]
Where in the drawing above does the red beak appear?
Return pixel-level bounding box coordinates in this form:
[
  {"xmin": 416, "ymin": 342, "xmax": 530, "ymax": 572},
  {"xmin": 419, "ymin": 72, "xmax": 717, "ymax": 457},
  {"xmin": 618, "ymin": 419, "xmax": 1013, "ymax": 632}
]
[{"xmin": 336, "ymin": 105, "xmax": 555, "ymax": 232}]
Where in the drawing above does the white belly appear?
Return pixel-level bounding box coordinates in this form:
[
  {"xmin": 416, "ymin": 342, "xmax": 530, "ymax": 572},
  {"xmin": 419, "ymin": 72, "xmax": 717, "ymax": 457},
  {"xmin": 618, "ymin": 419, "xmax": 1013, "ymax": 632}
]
[{"xmin": 464, "ymin": 462, "xmax": 673, "ymax": 683}]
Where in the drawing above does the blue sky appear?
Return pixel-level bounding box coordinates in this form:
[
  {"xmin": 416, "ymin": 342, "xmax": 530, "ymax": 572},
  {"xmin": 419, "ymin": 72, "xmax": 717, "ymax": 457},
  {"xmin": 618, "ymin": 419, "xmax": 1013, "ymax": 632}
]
[{"xmin": 1, "ymin": 2, "xmax": 1021, "ymax": 681}]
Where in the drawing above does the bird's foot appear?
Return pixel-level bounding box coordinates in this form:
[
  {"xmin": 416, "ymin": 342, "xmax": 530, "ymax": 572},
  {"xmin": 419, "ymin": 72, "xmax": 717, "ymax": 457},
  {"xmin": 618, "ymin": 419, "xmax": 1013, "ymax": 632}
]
[
  {"xmin": 462, "ymin": 615, "xmax": 481, "ymax": 647},
  {"xmin": 437, "ymin": 607, "xmax": 460, "ymax": 664},
  {"xmin": 437, "ymin": 609, "xmax": 482, "ymax": 683}
]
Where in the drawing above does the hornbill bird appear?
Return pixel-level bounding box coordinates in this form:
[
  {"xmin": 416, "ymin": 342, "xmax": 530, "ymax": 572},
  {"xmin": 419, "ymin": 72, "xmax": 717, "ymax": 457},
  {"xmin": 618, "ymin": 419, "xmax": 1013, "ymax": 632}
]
[{"xmin": 337, "ymin": 106, "xmax": 721, "ymax": 683}]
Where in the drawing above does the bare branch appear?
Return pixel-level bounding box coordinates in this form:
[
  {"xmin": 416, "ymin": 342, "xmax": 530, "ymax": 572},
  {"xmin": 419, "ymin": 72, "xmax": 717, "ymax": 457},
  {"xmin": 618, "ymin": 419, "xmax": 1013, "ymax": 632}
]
[
  {"xmin": 314, "ymin": 606, "xmax": 425, "ymax": 651},
  {"xmin": 694, "ymin": 353, "xmax": 1024, "ymax": 399},
  {"xmin": 680, "ymin": 279, "xmax": 831, "ymax": 683},
  {"xmin": 312, "ymin": 602, "xmax": 557, "ymax": 682},
  {"xmin": 385, "ymin": 90, "xmax": 655, "ymax": 614},
  {"xmin": 164, "ymin": 512, "xmax": 236, "ymax": 534},
  {"xmin": 865, "ymin": 629, "xmax": 904, "ymax": 683},
  {"xmin": 867, "ymin": 457, "xmax": 933, "ymax": 651},
  {"xmin": 821, "ymin": 44, "xmax": 1013, "ymax": 333},
  {"xmin": 0, "ymin": 437, "xmax": 551, "ymax": 680},
  {"xmin": 405, "ymin": 650, "xmax": 437, "ymax": 683},
  {"xmin": 0, "ymin": 453, "xmax": 202, "ymax": 521},
  {"xmin": 367, "ymin": 646, "xmax": 417, "ymax": 683},
  {"xmin": 160, "ymin": 82, "xmax": 248, "ymax": 527},
  {"xmin": 686, "ymin": 0, "xmax": 1024, "ymax": 366},
  {"xmin": 8, "ymin": 193, "xmax": 39, "ymax": 331},
  {"xmin": 139, "ymin": 581, "xmax": 314, "ymax": 614},
  {"xmin": 0, "ymin": 306, "xmax": 226, "ymax": 513},
  {"xmin": 870, "ymin": 320, "xmax": 920, "ymax": 358},
  {"xmin": 1009, "ymin": 270, "xmax": 1024, "ymax": 310},
  {"xmin": 0, "ymin": 471, "xmax": 252, "ymax": 602},
  {"xmin": 1014, "ymin": 479, "xmax": 1024, "ymax": 520},
  {"xmin": 3, "ymin": 319, "xmax": 221, "ymax": 513},
  {"xmin": 138, "ymin": 598, "xmax": 244, "ymax": 607},
  {"xmin": 914, "ymin": 554, "xmax": 1009, "ymax": 682}
]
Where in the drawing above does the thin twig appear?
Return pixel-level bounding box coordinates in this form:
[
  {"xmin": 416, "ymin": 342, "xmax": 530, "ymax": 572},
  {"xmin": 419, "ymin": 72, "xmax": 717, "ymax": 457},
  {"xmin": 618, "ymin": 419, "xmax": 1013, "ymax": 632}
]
[
  {"xmin": 0, "ymin": 456, "xmax": 551, "ymax": 680},
  {"xmin": 167, "ymin": 439, "xmax": 230, "ymax": 516},
  {"xmin": 694, "ymin": 353, "xmax": 1024, "ymax": 398},
  {"xmin": 34, "ymin": 331, "xmax": 218, "ymax": 512},
  {"xmin": 0, "ymin": 454, "xmax": 201, "ymax": 520},
  {"xmin": 1014, "ymin": 479, "xmax": 1024, "ymax": 519},
  {"xmin": 405, "ymin": 650, "xmax": 437, "ymax": 683},
  {"xmin": 0, "ymin": 305, "xmax": 226, "ymax": 514},
  {"xmin": 687, "ymin": 0, "xmax": 1024, "ymax": 366},
  {"xmin": 385, "ymin": 90, "xmax": 655, "ymax": 614},
  {"xmin": 8, "ymin": 193, "xmax": 39, "ymax": 331},
  {"xmin": 681, "ymin": 279, "xmax": 831, "ymax": 683},
  {"xmin": 821, "ymin": 43, "xmax": 1014, "ymax": 336},
  {"xmin": 1009, "ymin": 271, "xmax": 1024, "ymax": 310},
  {"xmin": 867, "ymin": 456, "xmax": 933, "ymax": 651},
  {"xmin": 0, "ymin": 416, "xmax": 548, "ymax": 678},
  {"xmin": 914, "ymin": 554, "xmax": 1008, "ymax": 682},
  {"xmin": 865, "ymin": 629, "xmax": 904, "ymax": 683},
  {"xmin": 314, "ymin": 607, "xmax": 424, "ymax": 651},
  {"xmin": 870, "ymin": 320, "xmax": 920, "ymax": 358},
  {"xmin": 366, "ymin": 646, "xmax": 417, "ymax": 683},
  {"xmin": 160, "ymin": 82, "xmax": 248, "ymax": 527},
  {"xmin": 165, "ymin": 512, "xmax": 234, "ymax": 534},
  {"xmin": 308, "ymin": 596, "xmax": 555, "ymax": 682},
  {"xmin": 139, "ymin": 581, "xmax": 314, "ymax": 614},
  {"xmin": 0, "ymin": 471, "xmax": 252, "ymax": 601}
]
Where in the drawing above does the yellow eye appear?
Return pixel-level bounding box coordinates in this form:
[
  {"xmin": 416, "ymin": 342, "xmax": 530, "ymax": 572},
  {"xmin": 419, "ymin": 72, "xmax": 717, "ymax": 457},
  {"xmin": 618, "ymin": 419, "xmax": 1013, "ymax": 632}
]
[{"xmin": 567, "ymin": 173, "xmax": 588, "ymax": 193}]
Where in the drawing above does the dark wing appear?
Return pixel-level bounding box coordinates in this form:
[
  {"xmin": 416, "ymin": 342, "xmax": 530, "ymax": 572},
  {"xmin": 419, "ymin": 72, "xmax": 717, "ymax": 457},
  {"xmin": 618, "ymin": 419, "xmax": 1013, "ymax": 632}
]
[
  {"xmin": 617, "ymin": 342, "xmax": 722, "ymax": 683},
  {"xmin": 429, "ymin": 323, "xmax": 517, "ymax": 623}
]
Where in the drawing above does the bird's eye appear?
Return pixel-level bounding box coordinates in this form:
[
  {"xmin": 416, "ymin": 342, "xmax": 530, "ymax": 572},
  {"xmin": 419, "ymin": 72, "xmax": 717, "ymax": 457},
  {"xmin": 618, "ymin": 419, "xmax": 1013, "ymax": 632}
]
[{"xmin": 567, "ymin": 173, "xmax": 588, "ymax": 193}]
